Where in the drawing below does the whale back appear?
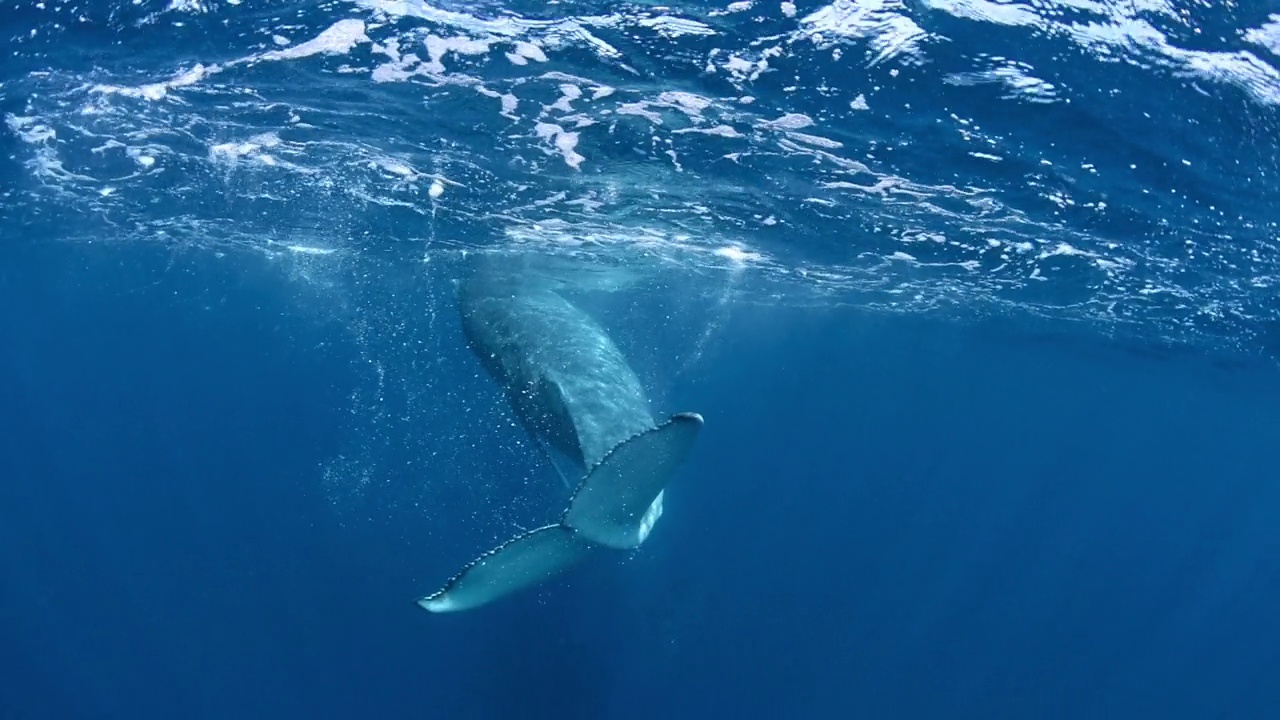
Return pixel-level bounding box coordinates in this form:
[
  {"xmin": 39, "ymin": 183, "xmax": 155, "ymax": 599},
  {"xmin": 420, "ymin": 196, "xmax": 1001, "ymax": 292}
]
[{"xmin": 458, "ymin": 275, "xmax": 655, "ymax": 471}]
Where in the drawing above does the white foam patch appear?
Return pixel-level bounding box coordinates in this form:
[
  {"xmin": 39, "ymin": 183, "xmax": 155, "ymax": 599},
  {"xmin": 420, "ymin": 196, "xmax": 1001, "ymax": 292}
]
[
  {"xmin": 207, "ymin": 132, "xmax": 312, "ymax": 172},
  {"xmin": 546, "ymin": 84, "xmax": 583, "ymax": 114},
  {"xmin": 799, "ymin": 0, "xmax": 930, "ymax": 65},
  {"xmin": 714, "ymin": 52, "xmax": 772, "ymax": 84},
  {"xmin": 617, "ymin": 103, "xmax": 664, "ymax": 124},
  {"xmin": 6, "ymin": 115, "xmax": 55, "ymax": 144},
  {"xmin": 356, "ymin": 0, "xmax": 526, "ymax": 37},
  {"xmin": 423, "ymin": 34, "xmax": 494, "ymax": 74},
  {"xmin": 634, "ymin": 15, "xmax": 717, "ymax": 38},
  {"xmin": 370, "ymin": 156, "xmax": 423, "ymax": 181},
  {"xmin": 506, "ymin": 40, "xmax": 548, "ymax": 65},
  {"xmin": 534, "ymin": 123, "xmax": 586, "ymax": 169},
  {"xmin": 89, "ymin": 20, "xmax": 369, "ymax": 101},
  {"xmin": 1244, "ymin": 15, "xmax": 1280, "ymax": 57},
  {"xmin": 785, "ymin": 132, "xmax": 843, "ymax": 149},
  {"xmin": 127, "ymin": 147, "xmax": 157, "ymax": 167},
  {"xmin": 283, "ymin": 244, "xmax": 338, "ymax": 255},
  {"xmin": 927, "ymin": 0, "xmax": 1280, "ymax": 105},
  {"xmin": 920, "ymin": 0, "xmax": 1039, "ymax": 28},
  {"xmin": 714, "ymin": 245, "xmax": 763, "ymax": 264},
  {"xmin": 92, "ymin": 63, "xmax": 221, "ymax": 101},
  {"xmin": 166, "ymin": 0, "xmax": 209, "ymax": 13},
  {"xmin": 370, "ymin": 37, "xmax": 422, "ymax": 82},
  {"xmin": 476, "ymin": 86, "xmax": 520, "ymax": 118},
  {"xmin": 500, "ymin": 91, "xmax": 519, "ymax": 116},
  {"xmin": 673, "ymin": 125, "xmax": 744, "ymax": 138},
  {"xmin": 260, "ymin": 19, "xmax": 369, "ymax": 61},
  {"xmin": 500, "ymin": 221, "xmax": 776, "ymax": 278},
  {"xmin": 355, "ymin": 0, "xmax": 623, "ymax": 60},
  {"xmin": 711, "ymin": 1, "xmax": 755, "ymax": 16},
  {"xmin": 656, "ymin": 91, "xmax": 713, "ymax": 117},
  {"xmin": 944, "ymin": 61, "xmax": 1059, "ymax": 103},
  {"xmin": 759, "ymin": 112, "xmax": 814, "ymax": 130},
  {"xmin": 776, "ymin": 137, "xmax": 872, "ymax": 173}
]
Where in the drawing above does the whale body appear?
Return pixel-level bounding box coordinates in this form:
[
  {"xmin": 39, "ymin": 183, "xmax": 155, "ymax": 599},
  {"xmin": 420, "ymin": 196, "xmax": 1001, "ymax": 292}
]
[
  {"xmin": 417, "ymin": 271, "xmax": 702, "ymax": 613},
  {"xmin": 457, "ymin": 276, "xmax": 655, "ymax": 476}
]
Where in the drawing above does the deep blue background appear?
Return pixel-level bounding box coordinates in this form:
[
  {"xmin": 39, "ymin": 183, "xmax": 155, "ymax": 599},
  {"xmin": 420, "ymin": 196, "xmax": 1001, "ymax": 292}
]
[{"xmin": 3, "ymin": 237, "xmax": 1278, "ymax": 718}]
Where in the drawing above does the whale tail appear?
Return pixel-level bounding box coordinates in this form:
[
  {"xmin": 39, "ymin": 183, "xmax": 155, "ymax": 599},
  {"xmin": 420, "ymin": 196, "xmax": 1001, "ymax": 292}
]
[
  {"xmin": 416, "ymin": 524, "xmax": 592, "ymax": 613},
  {"xmin": 417, "ymin": 413, "xmax": 703, "ymax": 613},
  {"xmin": 562, "ymin": 412, "xmax": 702, "ymax": 549}
]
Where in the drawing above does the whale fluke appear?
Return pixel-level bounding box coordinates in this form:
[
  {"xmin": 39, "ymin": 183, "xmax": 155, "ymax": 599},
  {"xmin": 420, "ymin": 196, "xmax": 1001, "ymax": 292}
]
[
  {"xmin": 417, "ymin": 524, "xmax": 593, "ymax": 613},
  {"xmin": 563, "ymin": 413, "xmax": 703, "ymax": 549},
  {"xmin": 418, "ymin": 413, "xmax": 703, "ymax": 613}
]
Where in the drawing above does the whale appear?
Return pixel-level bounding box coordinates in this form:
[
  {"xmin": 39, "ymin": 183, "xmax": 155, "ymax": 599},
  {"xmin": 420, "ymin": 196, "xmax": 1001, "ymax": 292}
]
[{"xmin": 417, "ymin": 268, "xmax": 703, "ymax": 613}]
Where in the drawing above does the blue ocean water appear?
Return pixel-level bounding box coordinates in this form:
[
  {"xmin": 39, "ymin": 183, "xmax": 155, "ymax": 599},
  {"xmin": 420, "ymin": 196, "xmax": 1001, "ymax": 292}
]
[{"xmin": 3, "ymin": 0, "xmax": 1280, "ymax": 717}]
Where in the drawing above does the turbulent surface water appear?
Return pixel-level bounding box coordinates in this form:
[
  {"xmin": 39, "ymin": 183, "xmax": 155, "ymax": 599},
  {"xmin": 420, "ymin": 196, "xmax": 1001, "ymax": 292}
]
[{"xmin": 3, "ymin": 0, "xmax": 1279, "ymax": 354}]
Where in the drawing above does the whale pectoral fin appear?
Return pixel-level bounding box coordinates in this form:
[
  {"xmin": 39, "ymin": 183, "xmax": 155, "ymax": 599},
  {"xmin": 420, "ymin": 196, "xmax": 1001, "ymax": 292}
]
[
  {"xmin": 537, "ymin": 440, "xmax": 577, "ymax": 492},
  {"xmin": 563, "ymin": 412, "xmax": 703, "ymax": 549},
  {"xmin": 417, "ymin": 524, "xmax": 593, "ymax": 613},
  {"xmin": 532, "ymin": 376, "xmax": 587, "ymax": 470}
]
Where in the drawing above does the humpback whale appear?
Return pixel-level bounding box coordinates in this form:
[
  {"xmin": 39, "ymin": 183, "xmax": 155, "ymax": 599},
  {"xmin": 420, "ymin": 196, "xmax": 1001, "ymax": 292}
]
[{"xmin": 417, "ymin": 271, "xmax": 703, "ymax": 613}]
